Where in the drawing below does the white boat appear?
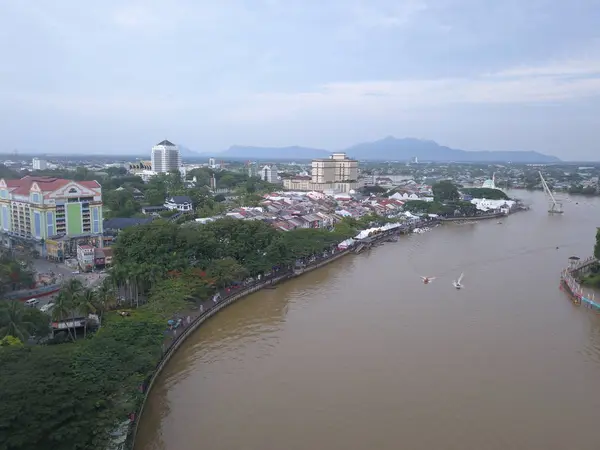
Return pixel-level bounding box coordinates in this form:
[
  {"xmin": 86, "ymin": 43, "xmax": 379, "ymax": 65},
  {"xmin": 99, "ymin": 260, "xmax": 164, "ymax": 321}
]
[{"xmin": 452, "ymin": 272, "xmax": 464, "ymax": 289}]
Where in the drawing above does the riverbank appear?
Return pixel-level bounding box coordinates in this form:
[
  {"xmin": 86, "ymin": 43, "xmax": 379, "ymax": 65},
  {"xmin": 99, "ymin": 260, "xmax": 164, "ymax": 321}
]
[
  {"xmin": 126, "ymin": 223, "xmax": 414, "ymax": 449},
  {"xmin": 439, "ymin": 212, "xmax": 505, "ymax": 222},
  {"xmin": 560, "ymin": 257, "xmax": 600, "ymax": 310}
]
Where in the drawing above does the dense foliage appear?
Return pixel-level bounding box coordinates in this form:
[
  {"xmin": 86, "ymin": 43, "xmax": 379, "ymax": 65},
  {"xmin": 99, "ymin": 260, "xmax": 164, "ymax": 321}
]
[
  {"xmin": 460, "ymin": 187, "xmax": 509, "ymax": 200},
  {"xmin": 23, "ymin": 166, "xmax": 277, "ymax": 219},
  {"xmin": 113, "ymin": 217, "xmax": 356, "ymax": 287},
  {"xmin": 0, "ymin": 217, "xmax": 372, "ymax": 449},
  {"xmin": 0, "ymin": 251, "xmax": 35, "ymax": 295},
  {"xmin": 0, "ymin": 314, "xmax": 164, "ymax": 450},
  {"xmin": 432, "ymin": 181, "xmax": 460, "ymax": 202}
]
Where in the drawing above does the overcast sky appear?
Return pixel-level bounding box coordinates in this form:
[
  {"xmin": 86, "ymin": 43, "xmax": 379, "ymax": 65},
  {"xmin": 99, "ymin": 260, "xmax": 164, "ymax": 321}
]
[{"xmin": 2, "ymin": 0, "xmax": 600, "ymax": 160}]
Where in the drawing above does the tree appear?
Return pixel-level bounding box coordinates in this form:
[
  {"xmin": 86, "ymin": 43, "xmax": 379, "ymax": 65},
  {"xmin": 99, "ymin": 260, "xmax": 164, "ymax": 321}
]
[
  {"xmin": 595, "ymin": 228, "xmax": 600, "ymax": 260},
  {"xmin": 432, "ymin": 180, "xmax": 460, "ymax": 202},
  {"xmin": 77, "ymin": 289, "xmax": 97, "ymax": 337},
  {"xmin": 0, "ymin": 301, "xmax": 35, "ymax": 342},
  {"xmin": 207, "ymin": 257, "xmax": 248, "ymax": 288},
  {"xmin": 94, "ymin": 279, "xmax": 117, "ymax": 326},
  {"xmin": 460, "ymin": 187, "xmax": 509, "ymax": 200},
  {"xmin": 0, "ymin": 335, "xmax": 23, "ymax": 347},
  {"xmin": 362, "ymin": 185, "xmax": 386, "ymax": 195},
  {"xmin": 51, "ymin": 279, "xmax": 84, "ymax": 341}
]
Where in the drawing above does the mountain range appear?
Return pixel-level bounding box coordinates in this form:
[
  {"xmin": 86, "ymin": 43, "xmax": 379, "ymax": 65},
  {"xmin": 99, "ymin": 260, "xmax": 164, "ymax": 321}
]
[{"xmin": 186, "ymin": 137, "xmax": 559, "ymax": 163}]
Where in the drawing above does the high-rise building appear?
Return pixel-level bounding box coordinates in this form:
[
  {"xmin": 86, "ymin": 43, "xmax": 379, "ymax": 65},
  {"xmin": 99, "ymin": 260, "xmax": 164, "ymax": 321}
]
[
  {"xmin": 0, "ymin": 176, "xmax": 103, "ymax": 241},
  {"xmin": 208, "ymin": 157, "xmax": 216, "ymax": 167},
  {"xmin": 283, "ymin": 153, "xmax": 360, "ymax": 192},
  {"xmin": 260, "ymin": 164, "xmax": 278, "ymax": 184},
  {"xmin": 151, "ymin": 140, "xmax": 181, "ymax": 174},
  {"xmin": 311, "ymin": 153, "xmax": 358, "ymax": 183},
  {"xmin": 32, "ymin": 157, "xmax": 47, "ymax": 170}
]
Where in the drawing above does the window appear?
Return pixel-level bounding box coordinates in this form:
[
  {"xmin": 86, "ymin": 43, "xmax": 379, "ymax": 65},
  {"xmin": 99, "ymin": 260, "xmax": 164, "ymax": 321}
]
[
  {"xmin": 47, "ymin": 211, "xmax": 54, "ymax": 237},
  {"xmin": 68, "ymin": 187, "xmax": 77, "ymax": 194},
  {"xmin": 34, "ymin": 211, "xmax": 41, "ymax": 238},
  {"xmin": 31, "ymin": 192, "xmax": 40, "ymax": 203},
  {"xmin": 0, "ymin": 189, "xmax": 7, "ymax": 199},
  {"xmin": 2, "ymin": 206, "xmax": 8, "ymax": 230},
  {"xmin": 92, "ymin": 207, "xmax": 99, "ymax": 233}
]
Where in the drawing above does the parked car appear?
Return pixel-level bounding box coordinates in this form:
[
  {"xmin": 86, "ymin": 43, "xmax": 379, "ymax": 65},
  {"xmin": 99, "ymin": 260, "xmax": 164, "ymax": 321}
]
[
  {"xmin": 40, "ymin": 302, "xmax": 55, "ymax": 313},
  {"xmin": 25, "ymin": 298, "xmax": 39, "ymax": 307}
]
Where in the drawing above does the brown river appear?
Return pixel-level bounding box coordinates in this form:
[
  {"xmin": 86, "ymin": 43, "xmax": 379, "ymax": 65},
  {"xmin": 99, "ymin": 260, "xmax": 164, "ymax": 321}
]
[{"xmin": 136, "ymin": 190, "xmax": 600, "ymax": 450}]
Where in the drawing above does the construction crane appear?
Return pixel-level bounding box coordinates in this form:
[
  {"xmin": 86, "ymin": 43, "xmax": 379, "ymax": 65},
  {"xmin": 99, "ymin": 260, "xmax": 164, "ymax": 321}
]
[{"xmin": 539, "ymin": 171, "xmax": 563, "ymax": 214}]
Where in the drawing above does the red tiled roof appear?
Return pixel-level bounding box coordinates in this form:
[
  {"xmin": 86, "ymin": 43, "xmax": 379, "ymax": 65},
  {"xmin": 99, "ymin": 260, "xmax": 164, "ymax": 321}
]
[{"xmin": 4, "ymin": 176, "xmax": 100, "ymax": 196}]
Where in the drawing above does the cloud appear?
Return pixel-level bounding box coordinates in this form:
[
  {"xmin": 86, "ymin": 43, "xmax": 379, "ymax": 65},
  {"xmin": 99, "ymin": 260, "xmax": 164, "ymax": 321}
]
[{"xmin": 226, "ymin": 59, "xmax": 600, "ymax": 123}]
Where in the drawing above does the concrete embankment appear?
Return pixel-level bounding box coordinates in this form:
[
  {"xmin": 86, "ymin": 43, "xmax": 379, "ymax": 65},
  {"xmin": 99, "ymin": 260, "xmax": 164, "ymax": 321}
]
[
  {"xmin": 127, "ymin": 250, "xmax": 353, "ymax": 449},
  {"xmin": 439, "ymin": 212, "xmax": 505, "ymax": 222},
  {"xmin": 560, "ymin": 257, "xmax": 599, "ymax": 310},
  {"xmin": 127, "ymin": 222, "xmax": 427, "ymax": 449}
]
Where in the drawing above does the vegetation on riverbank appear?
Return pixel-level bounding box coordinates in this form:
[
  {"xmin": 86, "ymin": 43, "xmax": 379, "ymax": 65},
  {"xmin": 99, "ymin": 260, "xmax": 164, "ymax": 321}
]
[
  {"xmin": 460, "ymin": 187, "xmax": 509, "ymax": 200},
  {"xmin": 0, "ymin": 216, "xmax": 385, "ymax": 449},
  {"xmin": 580, "ymin": 228, "xmax": 600, "ymax": 288},
  {"xmin": 402, "ymin": 182, "xmax": 510, "ymax": 215}
]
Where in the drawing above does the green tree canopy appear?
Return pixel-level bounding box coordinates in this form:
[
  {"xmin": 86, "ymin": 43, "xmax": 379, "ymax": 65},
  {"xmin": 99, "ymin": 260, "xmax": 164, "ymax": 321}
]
[
  {"xmin": 432, "ymin": 181, "xmax": 460, "ymax": 202},
  {"xmin": 460, "ymin": 187, "xmax": 509, "ymax": 200}
]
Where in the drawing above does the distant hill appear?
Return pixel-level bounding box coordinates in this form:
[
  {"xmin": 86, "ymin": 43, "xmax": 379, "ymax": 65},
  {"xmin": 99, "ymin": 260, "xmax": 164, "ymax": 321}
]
[
  {"xmin": 219, "ymin": 137, "xmax": 560, "ymax": 163},
  {"xmin": 345, "ymin": 137, "xmax": 560, "ymax": 163},
  {"xmin": 178, "ymin": 145, "xmax": 200, "ymax": 157}
]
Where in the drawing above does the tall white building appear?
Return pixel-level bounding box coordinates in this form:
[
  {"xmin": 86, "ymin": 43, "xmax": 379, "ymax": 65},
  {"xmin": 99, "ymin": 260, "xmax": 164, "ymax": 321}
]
[
  {"xmin": 32, "ymin": 158, "xmax": 47, "ymax": 171},
  {"xmin": 260, "ymin": 164, "xmax": 278, "ymax": 184},
  {"xmin": 151, "ymin": 140, "xmax": 181, "ymax": 174}
]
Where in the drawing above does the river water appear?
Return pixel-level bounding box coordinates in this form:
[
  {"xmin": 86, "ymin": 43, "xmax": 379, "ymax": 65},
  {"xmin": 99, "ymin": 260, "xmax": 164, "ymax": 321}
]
[{"xmin": 136, "ymin": 190, "xmax": 600, "ymax": 450}]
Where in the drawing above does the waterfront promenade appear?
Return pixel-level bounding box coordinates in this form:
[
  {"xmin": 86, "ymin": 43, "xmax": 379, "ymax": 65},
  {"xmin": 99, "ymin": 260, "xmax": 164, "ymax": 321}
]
[
  {"xmin": 126, "ymin": 222, "xmax": 408, "ymax": 449},
  {"xmin": 560, "ymin": 257, "xmax": 599, "ymax": 310}
]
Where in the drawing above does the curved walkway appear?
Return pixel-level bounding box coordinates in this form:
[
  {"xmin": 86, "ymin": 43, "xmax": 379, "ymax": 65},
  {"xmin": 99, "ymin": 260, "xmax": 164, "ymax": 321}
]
[
  {"xmin": 124, "ymin": 248, "xmax": 352, "ymax": 450},
  {"xmin": 560, "ymin": 257, "xmax": 599, "ymax": 309}
]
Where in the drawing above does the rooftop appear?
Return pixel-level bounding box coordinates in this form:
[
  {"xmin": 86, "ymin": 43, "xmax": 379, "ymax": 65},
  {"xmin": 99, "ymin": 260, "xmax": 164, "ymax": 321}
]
[
  {"xmin": 2, "ymin": 176, "xmax": 100, "ymax": 196},
  {"xmin": 156, "ymin": 140, "xmax": 176, "ymax": 147}
]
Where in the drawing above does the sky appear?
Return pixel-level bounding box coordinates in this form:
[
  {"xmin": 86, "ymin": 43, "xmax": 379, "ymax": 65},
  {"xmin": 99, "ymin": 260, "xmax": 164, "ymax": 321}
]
[{"xmin": 1, "ymin": 0, "xmax": 600, "ymax": 160}]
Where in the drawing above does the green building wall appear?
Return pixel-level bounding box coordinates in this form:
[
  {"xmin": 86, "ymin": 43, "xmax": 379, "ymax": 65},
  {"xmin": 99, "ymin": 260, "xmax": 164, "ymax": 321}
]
[{"xmin": 67, "ymin": 203, "xmax": 83, "ymax": 236}]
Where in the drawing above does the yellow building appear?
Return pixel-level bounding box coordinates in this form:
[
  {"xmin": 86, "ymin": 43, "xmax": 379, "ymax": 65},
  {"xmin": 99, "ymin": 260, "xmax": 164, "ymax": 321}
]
[
  {"xmin": 0, "ymin": 176, "xmax": 103, "ymax": 243},
  {"xmin": 284, "ymin": 153, "xmax": 360, "ymax": 192}
]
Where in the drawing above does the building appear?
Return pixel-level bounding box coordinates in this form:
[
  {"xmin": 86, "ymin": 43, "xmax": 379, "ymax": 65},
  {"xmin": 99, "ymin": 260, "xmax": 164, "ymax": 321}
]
[
  {"xmin": 94, "ymin": 247, "xmax": 113, "ymax": 268},
  {"xmin": 248, "ymin": 162, "xmax": 258, "ymax": 178},
  {"xmin": 260, "ymin": 164, "xmax": 278, "ymax": 184},
  {"xmin": 32, "ymin": 158, "xmax": 47, "ymax": 170},
  {"xmin": 164, "ymin": 196, "xmax": 193, "ymax": 212},
  {"xmin": 151, "ymin": 140, "xmax": 181, "ymax": 174},
  {"xmin": 208, "ymin": 157, "xmax": 216, "ymax": 167},
  {"xmin": 311, "ymin": 153, "xmax": 358, "ymax": 184},
  {"xmin": 76, "ymin": 244, "xmax": 94, "ymax": 271},
  {"xmin": 283, "ymin": 153, "xmax": 360, "ymax": 192},
  {"xmin": 0, "ymin": 176, "xmax": 103, "ymax": 244}
]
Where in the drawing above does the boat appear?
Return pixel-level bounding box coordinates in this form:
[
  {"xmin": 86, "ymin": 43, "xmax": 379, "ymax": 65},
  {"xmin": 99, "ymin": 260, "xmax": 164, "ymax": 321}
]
[{"xmin": 452, "ymin": 272, "xmax": 464, "ymax": 289}]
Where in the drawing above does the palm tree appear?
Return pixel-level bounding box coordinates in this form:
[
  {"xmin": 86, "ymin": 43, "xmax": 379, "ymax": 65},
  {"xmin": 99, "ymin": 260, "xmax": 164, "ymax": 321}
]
[
  {"xmin": 51, "ymin": 292, "xmax": 74, "ymax": 341},
  {"xmin": 94, "ymin": 279, "xmax": 116, "ymax": 326},
  {"xmin": 0, "ymin": 300, "xmax": 34, "ymax": 342},
  {"xmin": 78, "ymin": 289, "xmax": 97, "ymax": 338},
  {"xmin": 52, "ymin": 278, "xmax": 84, "ymax": 341}
]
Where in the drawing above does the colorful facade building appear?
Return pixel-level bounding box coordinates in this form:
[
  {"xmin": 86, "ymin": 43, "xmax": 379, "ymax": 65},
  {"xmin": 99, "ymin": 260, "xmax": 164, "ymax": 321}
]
[{"xmin": 0, "ymin": 176, "xmax": 103, "ymax": 244}]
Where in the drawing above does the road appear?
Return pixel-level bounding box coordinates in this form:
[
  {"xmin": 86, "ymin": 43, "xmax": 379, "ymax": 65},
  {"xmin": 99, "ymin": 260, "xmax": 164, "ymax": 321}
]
[{"xmin": 30, "ymin": 258, "xmax": 108, "ymax": 311}]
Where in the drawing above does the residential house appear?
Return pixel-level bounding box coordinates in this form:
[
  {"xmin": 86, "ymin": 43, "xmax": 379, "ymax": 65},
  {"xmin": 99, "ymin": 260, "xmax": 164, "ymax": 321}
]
[
  {"xmin": 164, "ymin": 196, "xmax": 193, "ymax": 212},
  {"xmin": 76, "ymin": 244, "xmax": 94, "ymax": 272}
]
